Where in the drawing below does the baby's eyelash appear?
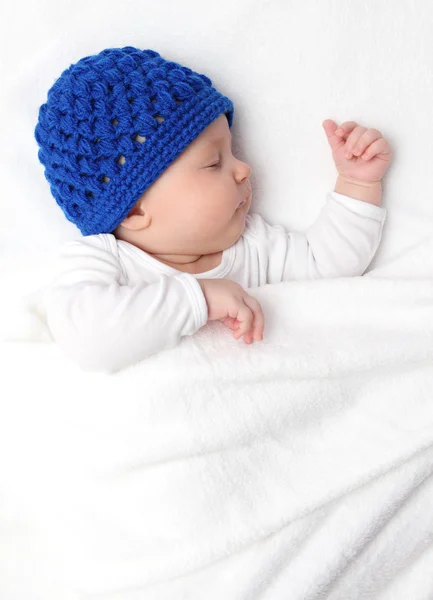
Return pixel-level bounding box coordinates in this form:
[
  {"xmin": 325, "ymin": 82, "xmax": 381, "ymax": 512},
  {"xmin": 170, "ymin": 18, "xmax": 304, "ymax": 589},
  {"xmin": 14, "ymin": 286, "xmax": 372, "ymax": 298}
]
[{"xmin": 208, "ymin": 161, "xmax": 220, "ymax": 168}]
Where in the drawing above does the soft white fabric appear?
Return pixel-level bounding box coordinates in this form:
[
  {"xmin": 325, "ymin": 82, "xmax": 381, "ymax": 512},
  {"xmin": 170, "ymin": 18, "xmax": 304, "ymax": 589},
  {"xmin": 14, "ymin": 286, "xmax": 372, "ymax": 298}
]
[
  {"xmin": 2, "ymin": 0, "xmax": 433, "ymax": 598},
  {"xmin": 26, "ymin": 192, "xmax": 385, "ymax": 372},
  {"xmin": 1, "ymin": 232, "xmax": 433, "ymax": 599}
]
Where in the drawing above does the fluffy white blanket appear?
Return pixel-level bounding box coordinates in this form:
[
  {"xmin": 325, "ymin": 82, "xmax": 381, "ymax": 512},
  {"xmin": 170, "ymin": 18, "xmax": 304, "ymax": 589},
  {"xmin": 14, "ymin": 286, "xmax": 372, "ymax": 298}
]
[{"xmin": 1, "ymin": 234, "xmax": 433, "ymax": 599}]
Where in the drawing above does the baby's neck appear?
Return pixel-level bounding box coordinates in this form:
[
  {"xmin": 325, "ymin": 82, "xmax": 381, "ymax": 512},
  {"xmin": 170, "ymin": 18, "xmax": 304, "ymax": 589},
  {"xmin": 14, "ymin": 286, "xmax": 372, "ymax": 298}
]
[{"xmin": 151, "ymin": 251, "xmax": 223, "ymax": 274}]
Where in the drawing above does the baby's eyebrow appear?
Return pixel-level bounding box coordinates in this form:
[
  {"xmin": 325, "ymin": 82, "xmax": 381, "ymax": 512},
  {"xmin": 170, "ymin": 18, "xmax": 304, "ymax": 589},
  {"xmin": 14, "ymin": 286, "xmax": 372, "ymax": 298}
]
[
  {"xmin": 200, "ymin": 134, "xmax": 232, "ymax": 153},
  {"xmin": 205, "ymin": 130, "xmax": 232, "ymax": 145}
]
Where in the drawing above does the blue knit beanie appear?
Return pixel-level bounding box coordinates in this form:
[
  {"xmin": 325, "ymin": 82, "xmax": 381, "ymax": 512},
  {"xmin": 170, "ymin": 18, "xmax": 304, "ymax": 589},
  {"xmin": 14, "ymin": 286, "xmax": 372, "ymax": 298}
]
[{"xmin": 34, "ymin": 46, "xmax": 234, "ymax": 236}]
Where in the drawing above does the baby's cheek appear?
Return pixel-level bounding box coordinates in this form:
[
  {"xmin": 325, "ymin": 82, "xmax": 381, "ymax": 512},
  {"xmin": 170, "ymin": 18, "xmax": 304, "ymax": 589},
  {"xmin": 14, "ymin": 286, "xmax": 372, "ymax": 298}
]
[
  {"xmin": 194, "ymin": 214, "xmax": 218, "ymax": 237},
  {"xmin": 181, "ymin": 191, "xmax": 233, "ymax": 238},
  {"xmin": 186, "ymin": 210, "xmax": 220, "ymax": 240},
  {"xmin": 206, "ymin": 203, "xmax": 233, "ymax": 230},
  {"xmin": 178, "ymin": 207, "xmax": 209, "ymax": 235}
]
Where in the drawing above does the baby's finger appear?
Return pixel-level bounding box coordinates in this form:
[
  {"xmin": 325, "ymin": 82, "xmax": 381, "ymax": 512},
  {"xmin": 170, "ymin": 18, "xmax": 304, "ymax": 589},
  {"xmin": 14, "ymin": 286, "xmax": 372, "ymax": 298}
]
[
  {"xmin": 359, "ymin": 138, "xmax": 391, "ymax": 160},
  {"xmin": 242, "ymin": 294, "xmax": 264, "ymax": 341},
  {"xmin": 221, "ymin": 316, "xmax": 238, "ymax": 330},
  {"xmin": 335, "ymin": 121, "xmax": 359, "ymax": 138},
  {"xmin": 351, "ymin": 129, "xmax": 382, "ymax": 157},
  {"xmin": 243, "ymin": 329, "xmax": 254, "ymax": 344},
  {"xmin": 232, "ymin": 303, "xmax": 253, "ymax": 339},
  {"xmin": 344, "ymin": 126, "xmax": 368, "ymax": 158}
]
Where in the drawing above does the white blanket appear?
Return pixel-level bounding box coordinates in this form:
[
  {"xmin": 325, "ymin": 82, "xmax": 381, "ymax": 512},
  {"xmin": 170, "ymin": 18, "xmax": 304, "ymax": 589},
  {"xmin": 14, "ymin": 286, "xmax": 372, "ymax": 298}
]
[{"xmin": 1, "ymin": 233, "xmax": 433, "ymax": 599}]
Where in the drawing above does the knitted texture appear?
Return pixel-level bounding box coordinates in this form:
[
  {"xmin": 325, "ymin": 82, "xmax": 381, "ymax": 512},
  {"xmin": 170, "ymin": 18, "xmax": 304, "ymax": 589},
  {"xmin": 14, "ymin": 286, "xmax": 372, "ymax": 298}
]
[{"xmin": 34, "ymin": 46, "xmax": 234, "ymax": 236}]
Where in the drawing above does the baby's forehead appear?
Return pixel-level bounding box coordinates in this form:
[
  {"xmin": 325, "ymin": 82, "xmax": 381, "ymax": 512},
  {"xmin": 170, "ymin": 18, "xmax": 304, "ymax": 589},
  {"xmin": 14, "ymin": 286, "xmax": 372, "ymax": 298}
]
[
  {"xmin": 168, "ymin": 114, "xmax": 232, "ymax": 167},
  {"xmin": 189, "ymin": 117, "xmax": 232, "ymax": 152}
]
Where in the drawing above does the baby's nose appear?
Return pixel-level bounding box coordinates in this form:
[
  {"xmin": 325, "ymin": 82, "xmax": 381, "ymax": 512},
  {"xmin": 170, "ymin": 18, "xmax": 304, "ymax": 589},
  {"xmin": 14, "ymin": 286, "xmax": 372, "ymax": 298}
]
[{"xmin": 238, "ymin": 159, "xmax": 252, "ymax": 180}]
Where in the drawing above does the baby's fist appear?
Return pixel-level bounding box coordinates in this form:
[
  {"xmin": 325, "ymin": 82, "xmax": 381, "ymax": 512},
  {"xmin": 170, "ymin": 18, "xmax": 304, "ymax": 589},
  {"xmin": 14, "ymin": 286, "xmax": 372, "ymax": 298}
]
[
  {"xmin": 198, "ymin": 278, "xmax": 264, "ymax": 344},
  {"xmin": 322, "ymin": 119, "xmax": 393, "ymax": 183}
]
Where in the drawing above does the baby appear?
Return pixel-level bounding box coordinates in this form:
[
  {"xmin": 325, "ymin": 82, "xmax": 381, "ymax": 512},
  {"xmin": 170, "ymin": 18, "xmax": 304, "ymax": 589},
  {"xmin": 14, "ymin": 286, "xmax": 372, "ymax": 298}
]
[{"xmin": 34, "ymin": 46, "xmax": 392, "ymax": 373}]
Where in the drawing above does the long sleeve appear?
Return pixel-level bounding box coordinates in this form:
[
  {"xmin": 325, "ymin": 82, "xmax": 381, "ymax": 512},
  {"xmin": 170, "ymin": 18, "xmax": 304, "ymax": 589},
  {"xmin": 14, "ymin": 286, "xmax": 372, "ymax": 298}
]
[
  {"xmin": 241, "ymin": 191, "xmax": 387, "ymax": 285},
  {"xmin": 43, "ymin": 236, "xmax": 208, "ymax": 373},
  {"xmin": 302, "ymin": 192, "xmax": 387, "ymax": 279}
]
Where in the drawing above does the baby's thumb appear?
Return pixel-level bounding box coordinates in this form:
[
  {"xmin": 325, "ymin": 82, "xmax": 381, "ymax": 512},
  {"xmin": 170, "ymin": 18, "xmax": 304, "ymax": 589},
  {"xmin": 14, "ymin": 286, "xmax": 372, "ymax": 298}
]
[{"xmin": 322, "ymin": 119, "xmax": 341, "ymax": 152}]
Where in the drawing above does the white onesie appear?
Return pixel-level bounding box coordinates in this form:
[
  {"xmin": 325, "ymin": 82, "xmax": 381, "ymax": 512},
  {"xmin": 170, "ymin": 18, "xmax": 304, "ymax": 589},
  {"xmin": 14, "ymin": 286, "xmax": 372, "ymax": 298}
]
[{"xmin": 41, "ymin": 191, "xmax": 386, "ymax": 373}]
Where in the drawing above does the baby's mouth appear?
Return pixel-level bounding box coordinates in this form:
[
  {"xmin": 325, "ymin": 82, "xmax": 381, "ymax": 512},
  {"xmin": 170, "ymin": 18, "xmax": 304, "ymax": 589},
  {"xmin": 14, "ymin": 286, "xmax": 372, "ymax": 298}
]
[{"xmin": 237, "ymin": 192, "xmax": 251, "ymax": 210}]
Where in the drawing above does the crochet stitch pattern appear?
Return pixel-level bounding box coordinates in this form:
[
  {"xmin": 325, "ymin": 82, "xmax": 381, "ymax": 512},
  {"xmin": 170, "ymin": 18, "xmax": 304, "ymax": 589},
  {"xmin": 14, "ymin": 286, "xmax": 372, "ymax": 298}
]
[{"xmin": 34, "ymin": 46, "xmax": 234, "ymax": 235}]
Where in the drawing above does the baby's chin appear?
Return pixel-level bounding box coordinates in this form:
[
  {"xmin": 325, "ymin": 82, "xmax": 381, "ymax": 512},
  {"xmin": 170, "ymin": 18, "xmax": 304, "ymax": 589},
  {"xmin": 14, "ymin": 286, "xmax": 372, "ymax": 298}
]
[{"xmin": 225, "ymin": 214, "xmax": 248, "ymax": 247}]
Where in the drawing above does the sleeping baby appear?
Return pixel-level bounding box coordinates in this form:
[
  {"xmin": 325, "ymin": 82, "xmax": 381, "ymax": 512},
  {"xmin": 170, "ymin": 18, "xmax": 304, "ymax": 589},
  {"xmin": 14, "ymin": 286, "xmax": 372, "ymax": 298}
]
[{"xmin": 34, "ymin": 46, "xmax": 392, "ymax": 373}]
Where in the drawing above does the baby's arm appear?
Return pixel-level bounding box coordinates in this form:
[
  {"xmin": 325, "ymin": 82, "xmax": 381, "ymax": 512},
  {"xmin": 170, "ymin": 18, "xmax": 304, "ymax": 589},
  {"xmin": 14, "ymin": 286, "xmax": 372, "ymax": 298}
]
[
  {"xmin": 300, "ymin": 191, "xmax": 386, "ymax": 279},
  {"xmin": 244, "ymin": 191, "xmax": 386, "ymax": 283},
  {"xmin": 44, "ymin": 237, "xmax": 208, "ymax": 373}
]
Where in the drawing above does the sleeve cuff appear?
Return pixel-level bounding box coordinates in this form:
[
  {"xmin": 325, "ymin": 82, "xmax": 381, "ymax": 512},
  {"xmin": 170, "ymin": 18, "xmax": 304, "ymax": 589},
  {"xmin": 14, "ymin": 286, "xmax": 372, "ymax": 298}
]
[
  {"xmin": 175, "ymin": 273, "xmax": 209, "ymax": 331},
  {"xmin": 329, "ymin": 191, "xmax": 387, "ymax": 222}
]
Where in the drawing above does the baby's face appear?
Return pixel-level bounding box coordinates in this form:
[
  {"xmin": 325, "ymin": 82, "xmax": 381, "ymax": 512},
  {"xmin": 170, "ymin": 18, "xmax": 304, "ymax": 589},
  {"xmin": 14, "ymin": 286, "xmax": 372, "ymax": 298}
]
[{"xmin": 117, "ymin": 114, "xmax": 252, "ymax": 256}]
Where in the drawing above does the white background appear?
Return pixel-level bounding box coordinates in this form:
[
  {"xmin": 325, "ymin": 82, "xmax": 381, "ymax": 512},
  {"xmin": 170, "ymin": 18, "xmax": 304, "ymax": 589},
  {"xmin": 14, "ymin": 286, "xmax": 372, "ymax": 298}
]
[{"xmin": 1, "ymin": 0, "xmax": 432, "ymax": 272}]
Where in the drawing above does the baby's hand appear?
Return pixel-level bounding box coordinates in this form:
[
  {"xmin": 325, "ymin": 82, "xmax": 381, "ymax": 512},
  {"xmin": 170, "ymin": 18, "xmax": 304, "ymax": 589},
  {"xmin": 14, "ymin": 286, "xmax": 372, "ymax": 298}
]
[
  {"xmin": 322, "ymin": 119, "xmax": 393, "ymax": 183},
  {"xmin": 198, "ymin": 279, "xmax": 264, "ymax": 344}
]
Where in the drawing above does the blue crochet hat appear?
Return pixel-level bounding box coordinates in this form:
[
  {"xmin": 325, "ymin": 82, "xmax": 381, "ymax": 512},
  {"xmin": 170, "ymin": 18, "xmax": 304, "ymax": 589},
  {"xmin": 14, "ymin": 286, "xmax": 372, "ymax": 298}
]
[{"xmin": 34, "ymin": 46, "xmax": 234, "ymax": 236}]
